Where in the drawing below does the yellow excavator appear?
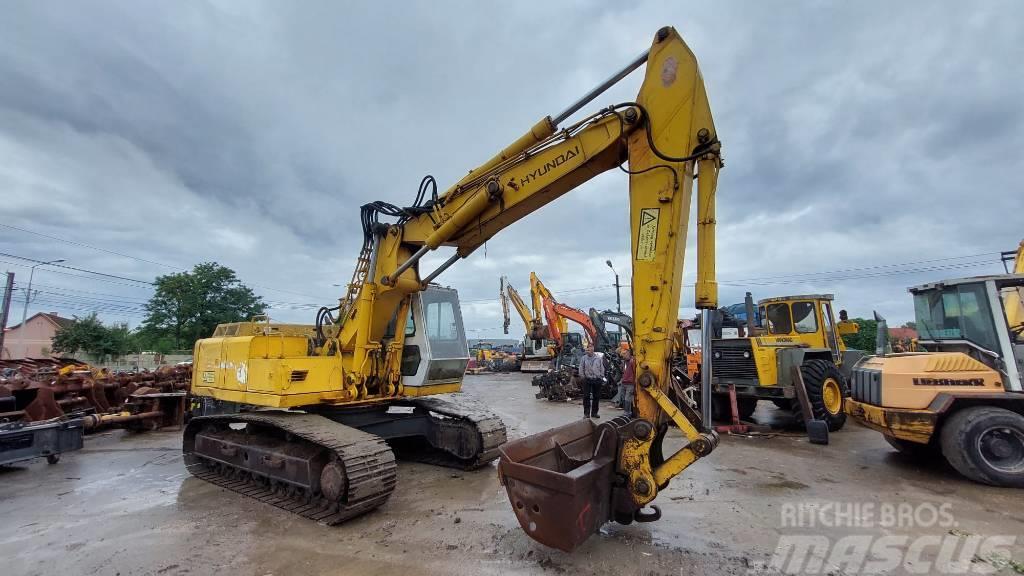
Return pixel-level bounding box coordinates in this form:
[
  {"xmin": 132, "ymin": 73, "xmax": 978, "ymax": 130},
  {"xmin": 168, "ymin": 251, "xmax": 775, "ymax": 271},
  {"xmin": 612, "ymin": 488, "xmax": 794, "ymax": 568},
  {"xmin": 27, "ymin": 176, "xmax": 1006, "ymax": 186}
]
[
  {"xmin": 184, "ymin": 26, "xmax": 722, "ymax": 551},
  {"xmin": 500, "ymin": 276, "xmax": 556, "ymax": 372},
  {"xmin": 847, "ymin": 241, "xmax": 1024, "ymax": 487}
]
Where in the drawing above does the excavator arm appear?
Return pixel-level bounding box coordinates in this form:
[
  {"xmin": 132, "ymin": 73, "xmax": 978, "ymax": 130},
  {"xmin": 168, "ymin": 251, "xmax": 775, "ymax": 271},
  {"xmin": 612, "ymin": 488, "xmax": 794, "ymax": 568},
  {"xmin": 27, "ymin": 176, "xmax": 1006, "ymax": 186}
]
[
  {"xmin": 502, "ymin": 276, "xmax": 542, "ymax": 337},
  {"xmin": 500, "ymin": 278, "xmax": 511, "ymax": 335},
  {"xmin": 529, "ymin": 272, "xmax": 567, "ymax": 343},
  {"xmin": 312, "ymin": 26, "xmax": 719, "ymax": 550},
  {"xmin": 551, "ymin": 301, "xmax": 599, "ymax": 346},
  {"xmin": 590, "ymin": 307, "xmax": 634, "ymax": 350}
]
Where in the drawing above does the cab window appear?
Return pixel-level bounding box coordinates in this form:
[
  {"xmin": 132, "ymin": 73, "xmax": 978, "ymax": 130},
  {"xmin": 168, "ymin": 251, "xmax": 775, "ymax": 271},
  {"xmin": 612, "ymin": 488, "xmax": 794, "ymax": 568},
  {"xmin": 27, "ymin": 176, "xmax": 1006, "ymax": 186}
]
[
  {"xmin": 426, "ymin": 300, "xmax": 458, "ymax": 340},
  {"xmin": 792, "ymin": 301, "xmax": 818, "ymax": 333},
  {"xmin": 766, "ymin": 303, "xmax": 793, "ymax": 334}
]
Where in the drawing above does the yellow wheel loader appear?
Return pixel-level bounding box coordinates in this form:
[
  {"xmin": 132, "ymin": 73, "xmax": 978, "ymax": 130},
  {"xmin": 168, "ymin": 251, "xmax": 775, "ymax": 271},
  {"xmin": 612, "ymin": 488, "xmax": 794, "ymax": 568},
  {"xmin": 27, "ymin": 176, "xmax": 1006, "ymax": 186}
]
[
  {"xmin": 185, "ymin": 26, "xmax": 725, "ymax": 551},
  {"xmin": 847, "ymin": 242, "xmax": 1024, "ymax": 487},
  {"xmin": 708, "ymin": 294, "xmax": 861, "ymax": 429}
]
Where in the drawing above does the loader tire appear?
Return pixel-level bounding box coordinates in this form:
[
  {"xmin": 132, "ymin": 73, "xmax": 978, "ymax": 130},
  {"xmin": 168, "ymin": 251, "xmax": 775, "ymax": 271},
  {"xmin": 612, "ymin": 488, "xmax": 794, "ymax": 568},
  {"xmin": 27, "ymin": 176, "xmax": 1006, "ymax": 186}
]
[
  {"xmin": 737, "ymin": 398, "xmax": 758, "ymax": 421},
  {"xmin": 794, "ymin": 360, "xmax": 848, "ymax": 432},
  {"xmin": 940, "ymin": 407, "xmax": 1024, "ymax": 488}
]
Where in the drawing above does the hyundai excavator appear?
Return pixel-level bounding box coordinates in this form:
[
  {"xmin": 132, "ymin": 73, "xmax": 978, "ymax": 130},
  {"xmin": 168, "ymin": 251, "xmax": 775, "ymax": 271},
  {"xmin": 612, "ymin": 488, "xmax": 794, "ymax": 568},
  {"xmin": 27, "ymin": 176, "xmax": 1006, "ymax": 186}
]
[
  {"xmin": 184, "ymin": 26, "xmax": 722, "ymax": 552},
  {"xmin": 501, "ymin": 276, "xmax": 556, "ymax": 372}
]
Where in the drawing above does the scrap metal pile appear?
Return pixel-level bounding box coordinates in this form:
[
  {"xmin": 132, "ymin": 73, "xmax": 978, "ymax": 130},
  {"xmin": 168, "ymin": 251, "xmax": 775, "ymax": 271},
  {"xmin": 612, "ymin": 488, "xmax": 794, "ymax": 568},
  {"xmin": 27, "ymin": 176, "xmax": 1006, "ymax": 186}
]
[
  {"xmin": 0, "ymin": 360, "xmax": 189, "ymax": 431},
  {"xmin": 532, "ymin": 353, "xmax": 621, "ymax": 402}
]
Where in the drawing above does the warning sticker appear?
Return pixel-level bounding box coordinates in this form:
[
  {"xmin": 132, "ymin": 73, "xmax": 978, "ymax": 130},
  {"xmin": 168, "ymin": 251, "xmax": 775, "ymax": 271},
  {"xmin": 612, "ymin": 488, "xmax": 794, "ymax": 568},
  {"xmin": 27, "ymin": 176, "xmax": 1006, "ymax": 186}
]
[{"xmin": 636, "ymin": 208, "xmax": 659, "ymax": 261}]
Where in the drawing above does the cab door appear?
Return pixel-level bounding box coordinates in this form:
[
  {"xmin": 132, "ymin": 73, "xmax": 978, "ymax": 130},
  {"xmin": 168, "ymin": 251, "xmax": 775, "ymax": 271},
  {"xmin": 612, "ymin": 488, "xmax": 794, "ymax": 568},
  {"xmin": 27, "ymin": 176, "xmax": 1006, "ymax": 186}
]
[
  {"xmin": 401, "ymin": 286, "xmax": 470, "ymax": 391},
  {"xmin": 821, "ymin": 301, "xmax": 841, "ymax": 362}
]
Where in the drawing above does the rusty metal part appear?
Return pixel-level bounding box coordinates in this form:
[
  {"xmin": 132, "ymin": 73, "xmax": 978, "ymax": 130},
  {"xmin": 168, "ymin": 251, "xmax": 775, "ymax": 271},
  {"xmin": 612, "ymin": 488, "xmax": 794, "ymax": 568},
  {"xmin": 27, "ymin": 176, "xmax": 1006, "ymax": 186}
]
[
  {"xmin": 0, "ymin": 362, "xmax": 189, "ymax": 433},
  {"xmin": 532, "ymin": 368, "xmax": 580, "ymax": 402},
  {"xmin": 498, "ymin": 416, "xmax": 645, "ymax": 552},
  {"xmin": 713, "ymin": 383, "xmax": 771, "ymax": 435}
]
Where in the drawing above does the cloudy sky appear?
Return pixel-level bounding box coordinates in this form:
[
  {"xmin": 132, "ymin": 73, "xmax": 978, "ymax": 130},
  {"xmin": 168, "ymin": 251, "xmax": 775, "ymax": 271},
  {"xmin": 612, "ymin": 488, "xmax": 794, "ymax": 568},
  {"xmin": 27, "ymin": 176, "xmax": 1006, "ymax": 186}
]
[{"xmin": 1, "ymin": 1, "xmax": 1021, "ymax": 341}]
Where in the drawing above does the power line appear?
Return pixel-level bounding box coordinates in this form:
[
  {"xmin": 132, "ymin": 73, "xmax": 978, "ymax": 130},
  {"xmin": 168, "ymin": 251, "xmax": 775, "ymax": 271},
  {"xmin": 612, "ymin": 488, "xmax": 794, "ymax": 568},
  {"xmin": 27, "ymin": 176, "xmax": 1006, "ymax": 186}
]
[
  {"xmin": 0, "ymin": 258, "xmax": 158, "ymax": 289},
  {"xmin": 0, "ymin": 251, "xmax": 154, "ymax": 285},
  {"xmin": 25, "ymin": 282, "xmax": 152, "ymax": 303},
  {"xmin": 1, "ymin": 224, "xmax": 328, "ymax": 301},
  {"xmin": 0, "ymin": 223, "xmax": 182, "ymax": 269}
]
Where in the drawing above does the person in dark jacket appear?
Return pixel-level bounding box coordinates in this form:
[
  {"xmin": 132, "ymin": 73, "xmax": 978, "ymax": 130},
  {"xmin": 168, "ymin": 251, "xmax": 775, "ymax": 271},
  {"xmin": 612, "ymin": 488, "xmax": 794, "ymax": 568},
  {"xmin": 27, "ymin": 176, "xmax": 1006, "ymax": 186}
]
[
  {"xmin": 577, "ymin": 344, "xmax": 605, "ymax": 419},
  {"xmin": 619, "ymin": 347, "xmax": 636, "ymax": 417}
]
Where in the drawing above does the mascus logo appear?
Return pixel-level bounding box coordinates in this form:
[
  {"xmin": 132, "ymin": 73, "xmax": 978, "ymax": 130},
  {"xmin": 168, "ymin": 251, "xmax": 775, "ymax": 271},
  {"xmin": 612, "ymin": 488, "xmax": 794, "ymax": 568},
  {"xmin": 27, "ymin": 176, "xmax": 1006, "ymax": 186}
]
[{"xmin": 912, "ymin": 377, "xmax": 985, "ymax": 387}]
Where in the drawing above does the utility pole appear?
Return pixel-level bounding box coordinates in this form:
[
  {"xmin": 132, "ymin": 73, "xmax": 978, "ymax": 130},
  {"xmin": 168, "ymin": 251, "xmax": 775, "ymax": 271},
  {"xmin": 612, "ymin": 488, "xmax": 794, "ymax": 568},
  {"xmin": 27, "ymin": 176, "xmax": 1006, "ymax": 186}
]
[
  {"xmin": 0, "ymin": 272, "xmax": 13, "ymax": 359},
  {"xmin": 605, "ymin": 260, "xmax": 622, "ymax": 333},
  {"xmin": 18, "ymin": 258, "xmax": 64, "ymax": 358},
  {"xmin": 602, "ymin": 260, "xmax": 618, "ymax": 313}
]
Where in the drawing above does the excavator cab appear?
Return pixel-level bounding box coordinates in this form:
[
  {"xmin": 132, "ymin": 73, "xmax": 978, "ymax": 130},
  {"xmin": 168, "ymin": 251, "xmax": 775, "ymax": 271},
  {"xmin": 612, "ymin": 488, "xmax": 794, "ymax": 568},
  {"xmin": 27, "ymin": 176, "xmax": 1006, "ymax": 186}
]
[{"xmin": 398, "ymin": 286, "xmax": 471, "ymax": 390}]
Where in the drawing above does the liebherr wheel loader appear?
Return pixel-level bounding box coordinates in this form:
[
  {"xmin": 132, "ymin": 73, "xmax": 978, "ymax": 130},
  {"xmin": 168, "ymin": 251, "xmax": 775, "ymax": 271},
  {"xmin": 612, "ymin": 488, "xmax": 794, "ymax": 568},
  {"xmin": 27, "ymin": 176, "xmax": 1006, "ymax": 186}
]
[
  {"xmin": 185, "ymin": 26, "xmax": 724, "ymax": 552},
  {"xmin": 847, "ymin": 241, "xmax": 1024, "ymax": 487}
]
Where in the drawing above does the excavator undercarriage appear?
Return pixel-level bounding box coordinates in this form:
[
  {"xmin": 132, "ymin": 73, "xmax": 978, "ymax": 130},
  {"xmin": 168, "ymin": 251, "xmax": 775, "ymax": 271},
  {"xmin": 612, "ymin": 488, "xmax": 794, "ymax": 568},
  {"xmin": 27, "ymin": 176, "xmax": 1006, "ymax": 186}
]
[{"xmin": 184, "ymin": 393, "xmax": 507, "ymax": 521}]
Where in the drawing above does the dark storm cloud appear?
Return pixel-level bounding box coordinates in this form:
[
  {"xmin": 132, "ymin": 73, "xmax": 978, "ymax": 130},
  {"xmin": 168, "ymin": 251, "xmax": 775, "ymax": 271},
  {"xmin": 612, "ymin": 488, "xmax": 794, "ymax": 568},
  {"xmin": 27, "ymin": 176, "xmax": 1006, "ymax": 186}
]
[{"xmin": 1, "ymin": 1, "xmax": 1021, "ymax": 337}]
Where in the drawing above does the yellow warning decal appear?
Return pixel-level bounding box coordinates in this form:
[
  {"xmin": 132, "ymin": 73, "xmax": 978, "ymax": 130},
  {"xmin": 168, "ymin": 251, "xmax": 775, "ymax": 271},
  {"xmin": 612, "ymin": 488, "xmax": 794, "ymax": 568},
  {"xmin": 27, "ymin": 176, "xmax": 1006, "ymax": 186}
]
[{"xmin": 636, "ymin": 208, "xmax": 659, "ymax": 261}]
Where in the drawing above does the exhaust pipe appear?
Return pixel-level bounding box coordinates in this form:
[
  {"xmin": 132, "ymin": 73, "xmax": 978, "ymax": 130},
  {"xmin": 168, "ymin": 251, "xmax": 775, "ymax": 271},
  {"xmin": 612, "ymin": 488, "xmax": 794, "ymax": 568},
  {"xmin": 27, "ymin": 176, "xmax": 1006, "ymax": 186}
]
[
  {"xmin": 744, "ymin": 292, "xmax": 757, "ymax": 336},
  {"xmin": 873, "ymin": 311, "xmax": 888, "ymax": 356}
]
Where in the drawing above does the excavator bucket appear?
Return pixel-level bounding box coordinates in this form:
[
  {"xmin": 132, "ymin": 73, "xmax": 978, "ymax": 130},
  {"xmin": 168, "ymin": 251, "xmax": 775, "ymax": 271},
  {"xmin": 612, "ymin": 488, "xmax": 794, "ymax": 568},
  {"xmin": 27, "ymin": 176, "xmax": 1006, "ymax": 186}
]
[{"xmin": 497, "ymin": 418, "xmax": 621, "ymax": 552}]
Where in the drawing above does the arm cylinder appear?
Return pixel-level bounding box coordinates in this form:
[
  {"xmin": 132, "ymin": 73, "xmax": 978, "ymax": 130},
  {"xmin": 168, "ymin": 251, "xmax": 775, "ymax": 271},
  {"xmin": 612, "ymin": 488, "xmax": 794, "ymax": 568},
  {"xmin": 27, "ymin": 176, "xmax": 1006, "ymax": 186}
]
[
  {"xmin": 450, "ymin": 117, "xmax": 556, "ymax": 192},
  {"xmin": 694, "ymin": 156, "xmax": 719, "ymax": 309},
  {"xmin": 425, "ymin": 188, "xmax": 495, "ymax": 249}
]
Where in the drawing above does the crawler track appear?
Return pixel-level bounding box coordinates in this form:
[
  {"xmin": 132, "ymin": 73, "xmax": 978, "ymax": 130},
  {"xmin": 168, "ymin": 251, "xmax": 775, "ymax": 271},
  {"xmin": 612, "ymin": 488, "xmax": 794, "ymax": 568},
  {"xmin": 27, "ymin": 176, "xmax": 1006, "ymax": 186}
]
[
  {"xmin": 400, "ymin": 393, "xmax": 507, "ymax": 469},
  {"xmin": 183, "ymin": 412, "xmax": 397, "ymax": 524}
]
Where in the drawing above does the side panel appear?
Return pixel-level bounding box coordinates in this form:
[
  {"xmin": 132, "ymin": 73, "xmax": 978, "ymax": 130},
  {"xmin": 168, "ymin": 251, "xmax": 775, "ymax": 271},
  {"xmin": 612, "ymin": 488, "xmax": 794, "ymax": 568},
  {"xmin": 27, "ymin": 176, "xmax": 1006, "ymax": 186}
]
[{"xmin": 852, "ymin": 353, "xmax": 1003, "ymax": 409}]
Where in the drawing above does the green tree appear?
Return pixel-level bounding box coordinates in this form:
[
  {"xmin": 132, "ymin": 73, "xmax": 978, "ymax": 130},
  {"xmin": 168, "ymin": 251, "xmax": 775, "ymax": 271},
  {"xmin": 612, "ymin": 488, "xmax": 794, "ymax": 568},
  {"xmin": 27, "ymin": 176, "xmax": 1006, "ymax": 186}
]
[
  {"xmin": 139, "ymin": 262, "xmax": 265, "ymax": 349},
  {"xmin": 841, "ymin": 316, "xmax": 879, "ymax": 352},
  {"xmin": 51, "ymin": 313, "xmax": 135, "ymax": 361},
  {"xmin": 901, "ymin": 321, "xmax": 917, "ymax": 330}
]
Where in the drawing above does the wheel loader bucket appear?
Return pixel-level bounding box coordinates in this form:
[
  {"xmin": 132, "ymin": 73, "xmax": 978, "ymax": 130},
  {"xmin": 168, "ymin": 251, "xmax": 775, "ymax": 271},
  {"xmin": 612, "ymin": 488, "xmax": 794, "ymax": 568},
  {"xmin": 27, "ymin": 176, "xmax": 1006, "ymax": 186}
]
[{"xmin": 497, "ymin": 418, "xmax": 619, "ymax": 552}]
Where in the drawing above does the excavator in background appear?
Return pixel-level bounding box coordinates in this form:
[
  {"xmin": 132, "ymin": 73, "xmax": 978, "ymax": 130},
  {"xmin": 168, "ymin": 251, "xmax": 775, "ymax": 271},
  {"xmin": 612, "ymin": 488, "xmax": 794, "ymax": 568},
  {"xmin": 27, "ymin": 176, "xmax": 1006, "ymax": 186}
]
[
  {"xmin": 185, "ymin": 26, "xmax": 723, "ymax": 552},
  {"xmin": 590, "ymin": 307, "xmax": 633, "ymax": 352},
  {"xmin": 847, "ymin": 241, "xmax": 1024, "ymax": 487},
  {"xmin": 501, "ymin": 276, "xmax": 556, "ymax": 372},
  {"xmin": 527, "ymin": 274, "xmax": 627, "ymax": 401}
]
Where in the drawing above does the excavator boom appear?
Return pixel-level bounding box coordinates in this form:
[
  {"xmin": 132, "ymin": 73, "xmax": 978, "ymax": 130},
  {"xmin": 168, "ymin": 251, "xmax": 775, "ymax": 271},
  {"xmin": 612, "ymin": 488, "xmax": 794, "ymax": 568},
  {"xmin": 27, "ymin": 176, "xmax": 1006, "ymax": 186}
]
[{"xmin": 497, "ymin": 27, "xmax": 722, "ymax": 551}]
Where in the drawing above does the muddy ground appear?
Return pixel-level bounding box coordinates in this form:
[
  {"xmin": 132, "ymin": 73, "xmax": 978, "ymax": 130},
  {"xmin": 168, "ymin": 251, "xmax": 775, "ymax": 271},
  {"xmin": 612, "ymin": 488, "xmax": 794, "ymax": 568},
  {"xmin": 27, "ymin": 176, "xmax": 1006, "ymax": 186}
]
[{"xmin": 1, "ymin": 372, "xmax": 1022, "ymax": 576}]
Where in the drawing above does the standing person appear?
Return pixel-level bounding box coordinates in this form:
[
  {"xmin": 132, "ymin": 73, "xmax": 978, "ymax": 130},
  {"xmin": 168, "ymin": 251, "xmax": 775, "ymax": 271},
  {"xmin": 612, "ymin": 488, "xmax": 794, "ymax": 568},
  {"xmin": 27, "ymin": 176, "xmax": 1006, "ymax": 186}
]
[
  {"xmin": 577, "ymin": 344, "xmax": 605, "ymax": 419},
  {"xmin": 619, "ymin": 347, "xmax": 636, "ymax": 417}
]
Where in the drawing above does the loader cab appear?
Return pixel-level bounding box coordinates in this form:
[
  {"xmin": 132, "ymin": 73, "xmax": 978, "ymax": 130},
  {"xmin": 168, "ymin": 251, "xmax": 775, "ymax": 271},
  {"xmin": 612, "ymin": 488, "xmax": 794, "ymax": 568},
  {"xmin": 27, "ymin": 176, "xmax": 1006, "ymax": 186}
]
[
  {"xmin": 756, "ymin": 295, "xmax": 855, "ymax": 361},
  {"xmin": 909, "ymin": 275, "xmax": 1024, "ymax": 391},
  {"xmin": 554, "ymin": 332, "xmax": 585, "ymax": 370},
  {"xmin": 393, "ymin": 285, "xmax": 471, "ymax": 392}
]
